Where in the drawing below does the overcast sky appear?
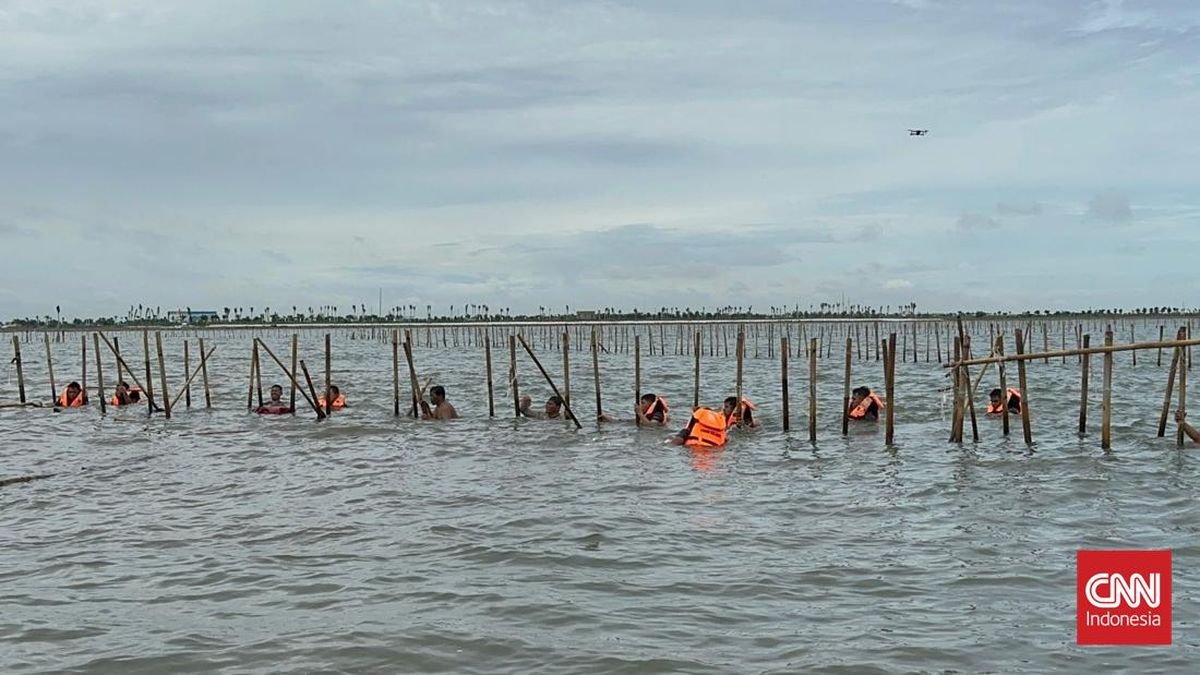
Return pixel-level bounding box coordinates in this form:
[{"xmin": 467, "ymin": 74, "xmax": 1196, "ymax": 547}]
[{"xmin": 2, "ymin": 0, "xmax": 1198, "ymax": 319}]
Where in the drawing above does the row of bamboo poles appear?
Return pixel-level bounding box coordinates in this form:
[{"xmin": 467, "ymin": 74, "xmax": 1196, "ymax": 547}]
[{"xmin": 7, "ymin": 318, "xmax": 1198, "ymax": 449}]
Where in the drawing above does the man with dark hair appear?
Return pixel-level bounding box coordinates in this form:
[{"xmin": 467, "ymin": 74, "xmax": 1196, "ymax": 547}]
[
  {"xmin": 257, "ymin": 384, "xmax": 290, "ymax": 415},
  {"xmin": 987, "ymin": 388, "xmax": 1022, "ymax": 415},
  {"xmin": 723, "ymin": 396, "xmax": 759, "ymax": 429},
  {"xmin": 848, "ymin": 386, "xmax": 884, "ymax": 421},
  {"xmin": 599, "ymin": 393, "xmax": 669, "ymax": 425},
  {"xmin": 421, "ymin": 385, "xmax": 459, "ymax": 420},
  {"xmin": 57, "ymin": 381, "xmax": 87, "ymax": 408},
  {"xmin": 520, "ymin": 394, "xmax": 563, "ymax": 419}
]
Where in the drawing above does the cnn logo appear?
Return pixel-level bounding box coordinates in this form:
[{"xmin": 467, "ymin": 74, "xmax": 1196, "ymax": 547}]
[{"xmin": 1077, "ymin": 550, "xmax": 1171, "ymax": 646}]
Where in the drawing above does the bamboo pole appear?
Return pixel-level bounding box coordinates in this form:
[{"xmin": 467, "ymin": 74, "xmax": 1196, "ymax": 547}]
[
  {"xmin": 183, "ymin": 339, "xmax": 191, "ymax": 408},
  {"xmin": 1014, "ymin": 329, "xmax": 1032, "ymax": 445},
  {"xmin": 402, "ymin": 338, "xmax": 420, "ymax": 418},
  {"xmin": 735, "ymin": 326, "xmax": 745, "ymax": 414},
  {"xmin": 842, "ymin": 337, "xmax": 852, "ymax": 436},
  {"xmin": 247, "ymin": 342, "xmax": 258, "ymax": 412},
  {"xmin": 510, "ymin": 334, "xmax": 521, "ymax": 418},
  {"xmin": 957, "ymin": 320, "xmax": 979, "ymax": 443},
  {"xmin": 1131, "ymin": 325, "xmax": 1137, "ymax": 366},
  {"xmin": 693, "ymin": 331, "xmax": 701, "ymax": 409},
  {"xmin": 97, "ymin": 332, "xmax": 160, "ymax": 412},
  {"xmin": 289, "ymin": 334, "xmax": 298, "ymax": 413},
  {"xmin": 950, "ymin": 337, "xmax": 963, "ymax": 443},
  {"xmin": 155, "ymin": 332, "xmax": 171, "ymax": 419},
  {"xmin": 996, "ymin": 335, "xmax": 1010, "ymax": 437},
  {"xmin": 634, "ymin": 335, "xmax": 641, "ymax": 427},
  {"xmin": 1102, "ymin": 331, "xmax": 1113, "ymax": 450},
  {"xmin": 81, "ymin": 334, "xmax": 87, "ymax": 400},
  {"xmin": 562, "ymin": 331, "xmax": 571, "ymax": 409},
  {"xmin": 142, "ymin": 330, "xmax": 155, "ymax": 416},
  {"xmin": 94, "ymin": 333, "xmax": 106, "ymax": 415},
  {"xmin": 324, "ymin": 333, "xmax": 332, "ymax": 418},
  {"xmin": 1079, "ymin": 335, "xmax": 1090, "ymax": 435},
  {"xmin": 392, "ymin": 330, "xmax": 401, "ymax": 417},
  {"xmin": 298, "ymin": 360, "xmax": 327, "ymax": 420},
  {"xmin": 1158, "ymin": 325, "xmax": 1165, "ymax": 367},
  {"xmin": 808, "ymin": 337, "xmax": 817, "ymax": 444},
  {"xmin": 484, "ymin": 332, "xmax": 495, "ymax": 417},
  {"xmin": 11, "ymin": 336, "xmax": 25, "ymax": 404},
  {"xmin": 1157, "ymin": 328, "xmax": 1185, "ymax": 437},
  {"xmin": 948, "ymin": 336, "xmax": 1200, "ymax": 368},
  {"xmin": 169, "ymin": 346, "xmax": 217, "ymax": 410},
  {"xmin": 885, "ymin": 333, "xmax": 896, "ymax": 446},
  {"xmin": 44, "ymin": 333, "xmax": 56, "ymax": 403},
  {"xmin": 199, "ymin": 337, "xmax": 212, "ymax": 409},
  {"xmin": 781, "ymin": 336, "xmax": 790, "ymax": 432},
  {"xmin": 590, "ymin": 328, "xmax": 602, "ymax": 418},
  {"xmin": 517, "ymin": 334, "xmax": 582, "ymax": 430},
  {"xmin": 1178, "ymin": 342, "xmax": 1189, "ymax": 448}
]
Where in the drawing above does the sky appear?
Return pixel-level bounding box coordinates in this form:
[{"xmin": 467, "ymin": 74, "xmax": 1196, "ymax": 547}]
[{"xmin": 2, "ymin": 0, "xmax": 1199, "ymax": 320}]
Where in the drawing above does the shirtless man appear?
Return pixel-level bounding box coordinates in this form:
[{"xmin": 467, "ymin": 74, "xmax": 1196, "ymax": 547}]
[
  {"xmin": 520, "ymin": 394, "xmax": 563, "ymax": 419},
  {"xmin": 421, "ymin": 385, "xmax": 459, "ymax": 420},
  {"xmin": 257, "ymin": 384, "xmax": 290, "ymax": 414}
]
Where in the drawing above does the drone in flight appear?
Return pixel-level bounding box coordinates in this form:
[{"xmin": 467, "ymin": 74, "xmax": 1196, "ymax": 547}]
[{"xmin": 908, "ymin": 129, "xmax": 929, "ymax": 136}]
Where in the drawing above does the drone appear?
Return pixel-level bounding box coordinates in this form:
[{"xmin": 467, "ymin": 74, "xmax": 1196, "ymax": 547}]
[{"xmin": 908, "ymin": 129, "xmax": 929, "ymax": 136}]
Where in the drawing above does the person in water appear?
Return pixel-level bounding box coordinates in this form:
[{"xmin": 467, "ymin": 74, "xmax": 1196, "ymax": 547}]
[
  {"xmin": 111, "ymin": 381, "xmax": 143, "ymax": 406},
  {"xmin": 848, "ymin": 386, "xmax": 885, "ymax": 421},
  {"xmin": 667, "ymin": 406, "xmax": 728, "ymax": 448},
  {"xmin": 520, "ymin": 394, "xmax": 564, "ymax": 419},
  {"xmin": 257, "ymin": 384, "xmax": 290, "ymax": 415},
  {"xmin": 1177, "ymin": 411, "xmax": 1200, "ymax": 445},
  {"xmin": 57, "ymin": 381, "xmax": 87, "ymax": 408},
  {"xmin": 598, "ymin": 393, "xmax": 669, "ymax": 425},
  {"xmin": 987, "ymin": 388, "xmax": 1022, "ymax": 415},
  {"xmin": 723, "ymin": 396, "xmax": 759, "ymax": 429},
  {"xmin": 421, "ymin": 385, "xmax": 459, "ymax": 420},
  {"xmin": 318, "ymin": 385, "xmax": 346, "ymax": 411}
]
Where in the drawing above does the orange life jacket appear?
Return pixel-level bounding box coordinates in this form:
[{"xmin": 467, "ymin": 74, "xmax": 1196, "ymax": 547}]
[
  {"xmin": 987, "ymin": 388, "xmax": 1022, "ymax": 414},
  {"xmin": 848, "ymin": 393, "xmax": 885, "ymax": 420},
  {"xmin": 58, "ymin": 389, "xmax": 85, "ymax": 408},
  {"xmin": 642, "ymin": 396, "xmax": 669, "ymax": 423},
  {"xmin": 726, "ymin": 397, "xmax": 756, "ymax": 428},
  {"xmin": 317, "ymin": 393, "xmax": 346, "ymax": 410},
  {"xmin": 685, "ymin": 408, "xmax": 727, "ymax": 449}
]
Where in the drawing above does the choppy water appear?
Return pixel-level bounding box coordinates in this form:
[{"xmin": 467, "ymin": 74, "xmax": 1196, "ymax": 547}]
[{"xmin": 3, "ymin": 326, "xmax": 1198, "ymax": 673}]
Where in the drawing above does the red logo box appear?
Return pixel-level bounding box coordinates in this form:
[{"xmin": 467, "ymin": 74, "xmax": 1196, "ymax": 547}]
[{"xmin": 1077, "ymin": 549, "xmax": 1171, "ymax": 645}]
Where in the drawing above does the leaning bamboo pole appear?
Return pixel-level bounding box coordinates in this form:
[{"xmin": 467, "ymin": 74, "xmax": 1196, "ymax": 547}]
[
  {"xmin": 1014, "ymin": 329, "xmax": 1032, "ymax": 445},
  {"xmin": 1102, "ymin": 331, "xmax": 1113, "ymax": 450},
  {"xmin": 93, "ymin": 333, "xmax": 106, "ymax": 415},
  {"xmin": 949, "ymin": 336, "xmax": 1200, "ymax": 368},
  {"xmin": 1157, "ymin": 328, "xmax": 1185, "ymax": 437}
]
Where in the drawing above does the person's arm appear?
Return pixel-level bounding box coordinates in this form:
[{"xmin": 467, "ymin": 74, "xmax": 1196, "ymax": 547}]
[
  {"xmin": 1177, "ymin": 411, "xmax": 1200, "ymax": 444},
  {"xmin": 419, "ymin": 399, "xmax": 433, "ymax": 420}
]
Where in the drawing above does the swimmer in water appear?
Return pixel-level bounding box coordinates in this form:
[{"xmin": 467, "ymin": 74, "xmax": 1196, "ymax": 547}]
[
  {"xmin": 520, "ymin": 394, "xmax": 563, "ymax": 419},
  {"xmin": 111, "ymin": 381, "xmax": 143, "ymax": 406},
  {"xmin": 257, "ymin": 384, "xmax": 290, "ymax": 414},
  {"xmin": 723, "ymin": 396, "xmax": 759, "ymax": 429},
  {"xmin": 56, "ymin": 381, "xmax": 87, "ymax": 408},
  {"xmin": 847, "ymin": 386, "xmax": 884, "ymax": 422},
  {"xmin": 318, "ymin": 385, "xmax": 346, "ymax": 411},
  {"xmin": 598, "ymin": 393, "xmax": 669, "ymax": 425},
  {"xmin": 987, "ymin": 388, "xmax": 1022, "ymax": 415},
  {"xmin": 420, "ymin": 385, "xmax": 459, "ymax": 420}
]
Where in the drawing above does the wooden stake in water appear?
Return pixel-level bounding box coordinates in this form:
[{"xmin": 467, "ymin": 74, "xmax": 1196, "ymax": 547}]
[
  {"xmin": 590, "ymin": 328, "xmax": 602, "ymax": 418},
  {"xmin": 1178, "ymin": 342, "xmax": 1189, "ymax": 449},
  {"xmin": 155, "ymin": 332, "xmax": 171, "ymax": 419},
  {"xmin": 290, "ymin": 334, "xmax": 299, "ymax": 413},
  {"xmin": 247, "ymin": 342, "xmax": 258, "ymax": 412},
  {"xmin": 324, "ymin": 333, "xmax": 332, "ymax": 418},
  {"xmin": 1157, "ymin": 328, "xmax": 1185, "ymax": 437},
  {"xmin": 392, "ymin": 330, "xmax": 401, "ymax": 417},
  {"xmin": 81, "ymin": 334, "xmax": 87, "ymax": 403},
  {"xmin": 12, "ymin": 337, "xmax": 26, "ymax": 403},
  {"xmin": 142, "ymin": 330, "xmax": 155, "ymax": 416},
  {"xmin": 1101, "ymin": 330, "xmax": 1114, "ymax": 450},
  {"xmin": 1014, "ymin": 329, "xmax": 1032, "ymax": 445},
  {"xmin": 808, "ymin": 337, "xmax": 818, "ymax": 444},
  {"xmin": 996, "ymin": 335, "xmax": 1010, "ymax": 437},
  {"xmin": 484, "ymin": 332, "xmax": 495, "ymax": 417},
  {"xmin": 693, "ymin": 331, "xmax": 701, "ymax": 409},
  {"xmin": 298, "ymin": 360, "xmax": 328, "ymax": 420},
  {"xmin": 885, "ymin": 333, "xmax": 896, "ymax": 446},
  {"xmin": 44, "ymin": 333, "xmax": 56, "ymax": 403},
  {"xmin": 1158, "ymin": 325, "xmax": 1165, "ymax": 367},
  {"xmin": 510, "ymin": 334, "xmax": 521, "ymax": 418},
  {"xmin": 634, "ymin": 335, "xmax": 642, "ymax": 427},
  {"xmin": 562, "ymin": 331, "xmax": 571, "ymax": 409},
  {"xmin": 97, "ymin": 332, "xmax": 160, "ymax": 412},
  {"xmin": 183, "ymin": 339, "xmax": 192, "ymax": 408},
  {"xmin": 199, "ymin": 337, "xmax": 212, "ymax": 409},
  {"xmin": 402, "ymin": 336, "xmax": 420, "ymax": 418},
  {"xmin": 169, "ymin": 346, "xmax": 217, "ymax": 411},
  {"xmin": 781, "ymin": 336, "xmax": 790, "ymax": 432},
  {"xmin": 1079, "ymin": 335, "xmax": 1090, "ymax": 435},
  {"xmin": 255, "ymin": 340, "xmax": 323, "ymax": 419},
  {"xmin": 93, "ymin": 333, "xmax": 106, "ymax": 415},
  {"xmin": 842, "ymin": 337, "xmax": 852, "ymax": 436},
  {"xmin": 735, "ymin": 326, "xmax": 745, "ymax": 416}
]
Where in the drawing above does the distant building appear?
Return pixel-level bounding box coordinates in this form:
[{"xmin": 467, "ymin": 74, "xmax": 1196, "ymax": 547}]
[
  {"xmin": 575, "ymin": 310, "xmax": 597, "ymax": 320},
  {"xmin": 167, "ymin": 309, "xmax": 220, "ymax": 324}
]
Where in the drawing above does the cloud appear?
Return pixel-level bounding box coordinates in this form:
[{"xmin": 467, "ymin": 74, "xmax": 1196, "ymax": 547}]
[
  {"xmin": 957, "ymin": 212, "xmax": 999, "ymax": 231},
  {"xmin": 1086, "ymin": 190, "xmax": 1133, "ymax": 223},
  {"xmin": 996, "ymin": 202, "xmax": 1042, "ymax": 216},
  {"xmin": 883, "ymin": 278, "xmax": 914, "ymax": 290}
]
